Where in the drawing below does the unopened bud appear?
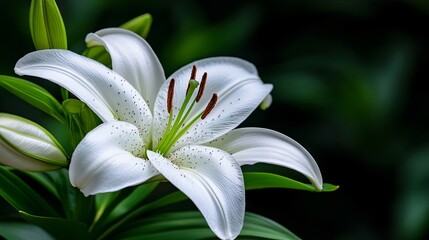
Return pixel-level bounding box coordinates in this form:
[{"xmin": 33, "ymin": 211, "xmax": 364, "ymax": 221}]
[
  {"xmin": 0, "ymin": 113, "xmax": 68, "ymax": 171},
  {"xmin": 29, "ymin": 0, "xmax": 67, "ymax": 50}
]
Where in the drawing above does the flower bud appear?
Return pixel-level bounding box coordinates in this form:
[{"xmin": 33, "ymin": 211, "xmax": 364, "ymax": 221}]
[
  {"xmin": 29, "ymin": 0, "xmax": 67, "ymax": 50},
  {"xmin": 0, "ymin": 113, "xmax": 68, "ymax": 171},
  {"xmin": 120, "ymin": 13, "xmax": 152, "ymax": 39}
]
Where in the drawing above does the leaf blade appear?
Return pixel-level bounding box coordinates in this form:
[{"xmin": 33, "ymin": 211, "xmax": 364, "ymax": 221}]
[{"xmin": 0, "ymin": 75, "xmax": 65, "ymax": 123}]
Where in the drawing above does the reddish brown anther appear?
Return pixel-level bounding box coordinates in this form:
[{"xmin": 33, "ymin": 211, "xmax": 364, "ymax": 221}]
[
  {"xmin": 196, "ymin": 72, "xmax": 207, "ymax": 102},
  {"xmin": 167, "ymin": 78, "xmax": 175, "ymax": 113},
  {"xmin": 190, "ymin": 65, "xmax": 197, "ymax": 80},
  {"xmin": 201, "ymin": 93, "xmax": 218, "ymax": 119}
]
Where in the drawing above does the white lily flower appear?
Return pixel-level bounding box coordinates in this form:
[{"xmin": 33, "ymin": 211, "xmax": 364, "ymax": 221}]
[
  {"xmin": 15, "ymin": 28, "xmax": 323, "ymax": 239},
  {"xmin": 0, "ymin": 113, "xmax": 68, "ymax": 171}
]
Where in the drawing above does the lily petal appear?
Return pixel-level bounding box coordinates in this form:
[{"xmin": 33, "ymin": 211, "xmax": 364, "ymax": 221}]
[
  {"xmin": 206, "ymin": 127, "xmax": 323, "ymax": 191},
  {"xmin": 86, "ymin": 28, "xmax": 165, "ymax": 110},
  {"xmin": 70, "ymin": 121, "xmax": 158, "ymax": 196},
  {"xmin": 14, "ymin": 50, "xmax": 152, "ymax": 140},
  {"xmin": 147, "ymin": 145, "xmax": 245, "ymax": 240},
  {"xmin": 0, "ymin": 113, "xmax": 66, "ymax": 171},
  {"xmin": 153, "ymin": 57, "xmax": 272, "ymax": 148}
]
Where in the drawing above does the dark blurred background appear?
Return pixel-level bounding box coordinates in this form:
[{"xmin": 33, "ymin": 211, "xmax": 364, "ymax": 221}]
[{"xmin": 1, "ymin": 0, "xmax": 429, "ymax": 239}]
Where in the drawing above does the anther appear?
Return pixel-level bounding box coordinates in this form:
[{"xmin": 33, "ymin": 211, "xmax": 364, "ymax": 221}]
[
  {"xmin": 190, "ymin": 65, "xmax": 197, "ymax": 80},
  {"xmin": 196, "ymin": 72, "xmax": 207, "ymax": 102},
  {"xmin": 167, "ymin": 78, "xmax": 175, "ymax": 113},
  {"xmin": 201, "ymin": 93, "xmax": 218, "ymax": 119}
]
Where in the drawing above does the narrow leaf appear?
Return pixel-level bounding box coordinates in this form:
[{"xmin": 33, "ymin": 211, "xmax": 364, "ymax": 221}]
[
  {"xmin": 0, "ymin": 221, "xmax": 54, "ymax": 240},
  {"xmin": 20, "ymin": 211, "xmax": 89, "ymax": 240},
  {"xmin": 0, "ymin": 167, "xmax": 59, "ymax": 217},
  {"xmin": 90, "ymin": 182, "xmax": 159, "ymax": 237},
  {"xmin": 106, "ymin": 182, "xmax": 159, "ymax": 222},
  {"xmin": 0, "ymin": 75, "xmax": 65, "ymax": 123},
  {"xmin": 95, "ymin": 191, "xmax": 187, "ymax": 239},
  {"xmin": 113, "ymin": 211, "xmax": 300, "ymax": 240},
  {"xmin": 244, "ymin": 172, "xmax": 339, "ymax": 192},
  {"xmin": 22, "ymin": 171, "xmax": 59, "ymax": 198}
]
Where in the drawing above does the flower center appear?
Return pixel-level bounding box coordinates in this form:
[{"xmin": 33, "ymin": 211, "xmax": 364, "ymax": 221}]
[{"xmin": 155, "ymin": 65, "xmax": 218, "ymax": 155}]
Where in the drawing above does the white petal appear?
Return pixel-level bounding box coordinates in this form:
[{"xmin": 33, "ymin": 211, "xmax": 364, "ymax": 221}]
[
  {"xmin": 15, "ymin": 50, "xmax": 152, "ymax": 140},
  {"xmin": 152, "ymin": 57, "xmax": 272, "ymax": 148},
  {"xmin": 70, "ymin": 121, "xmax": 158, "ymax": 196},
  {"xmin": 0, "ymin": 113, "xmax": 67, "ymax": 171},
  {"xmin": 86, "ymin": 28, "xmax": 166, "ymax": 110},
  {"xmin": 206, "ymin": 127, "xmax": 323, "ymax": 191},
  {"xmin": 147, "ymin": 145, "xmax": 244, "ymax": 240}
]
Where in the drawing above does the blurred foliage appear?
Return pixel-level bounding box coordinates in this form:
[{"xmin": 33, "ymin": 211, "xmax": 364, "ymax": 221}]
[{"xmin": 1, "ymin": 0, "xmax": 429, "ymax": 239}]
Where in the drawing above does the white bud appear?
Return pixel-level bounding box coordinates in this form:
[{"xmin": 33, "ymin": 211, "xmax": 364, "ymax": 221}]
[{"xmin": 0, "ymin": 113, "xmax": 68, "ymax": 171}]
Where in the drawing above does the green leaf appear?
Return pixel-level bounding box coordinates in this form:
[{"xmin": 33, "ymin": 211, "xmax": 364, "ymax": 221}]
[
  {"xmin": 321, "ymin": 183, "xmax": 340, "ymax": 192},
  {"xmin": 29, "ymin": 0, "xmax": 67, "ymax": 50},
  {"xmin": 90, "ymin": 182, "xmax": 159, "ymax": 238},
  {"xmin": 30, "ymin": 169, "xmax": 94, "ymax": 224},
  {"xmin": 22, "ymin": 171, "xmax": 59, "ymax": 198},
  {"xmin": 108, "ymin": 182, "xmax": 159, "ymax": 220},
  {"xmin": 112, "ymin": 211, "xmax": 300, "ymax": 240},
  {"xmin": 94, "ymin": 191, "xmax": 187, "ymax": 239},
  {"xmin": 244, "ymin": 172, "xmax": 339, "ymax": 192},
  {"xmin": 240, "ymin": 212, "xmax": 300, "ymax": 240},
  {"xmin": 20, "ymin": 211, "xmax": 89, "ymax": 240},
  {"xmin": 0, "ymin": 167, "xmax": 59, "ymax": 217},
  {"xmin": 0, "ymin": 221, "xmax": 54, "ymax": 240},
  {"xmin": 0, "ymin": 75, "xmax": 65, "ymax": 123}
]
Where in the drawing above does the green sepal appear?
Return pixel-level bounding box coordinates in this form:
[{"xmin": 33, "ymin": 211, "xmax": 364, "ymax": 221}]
[
  {"xmin": 112, "ymin": 211, "xmax": 300, "ymax": 240},
  {"xmin": 0, "ymin": 167, "xmax": 60, "ymax": 217},
  {"xmin": 29, "ymin": 0, "xmax": 67, "ymax": 50},
  {"xmin": 244, "ymin": 172, "xmax": 339, "ymax": 192},
  {"xmin": 0, "ymin": 75, "xmax": 65, "ymax": 123},
  {"xmin": 20, "ymin": 211, "xmax": 89, "ymax": 240},
  {"xmin": 62, "ymin": 99, "xmax": 101, "ymax": 149}
]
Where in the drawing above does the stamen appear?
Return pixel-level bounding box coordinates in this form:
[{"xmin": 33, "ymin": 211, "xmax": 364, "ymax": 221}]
[
  {"xmin": 186, "ymin": 65, "xmax": 197, "ymax": 95},
  {"xmin": 190, "ymin": 65, "xmax": 197, "ymax": 80},
  {"xmin": 167, "ymin": 78, "xmax": 175, "ymax": 113},
  {"xmin": 196, "ymin": 72, "xmax": 207, "ymax": 102},
  {"xmin": 201, "ymin": 93, "xmax": 218, "ymax": 119}
]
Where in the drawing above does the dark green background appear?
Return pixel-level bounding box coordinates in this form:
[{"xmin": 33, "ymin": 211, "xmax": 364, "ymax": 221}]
[{"xmin": 1, "ymin": 0, "xmax": 429, "ymax": 239}]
